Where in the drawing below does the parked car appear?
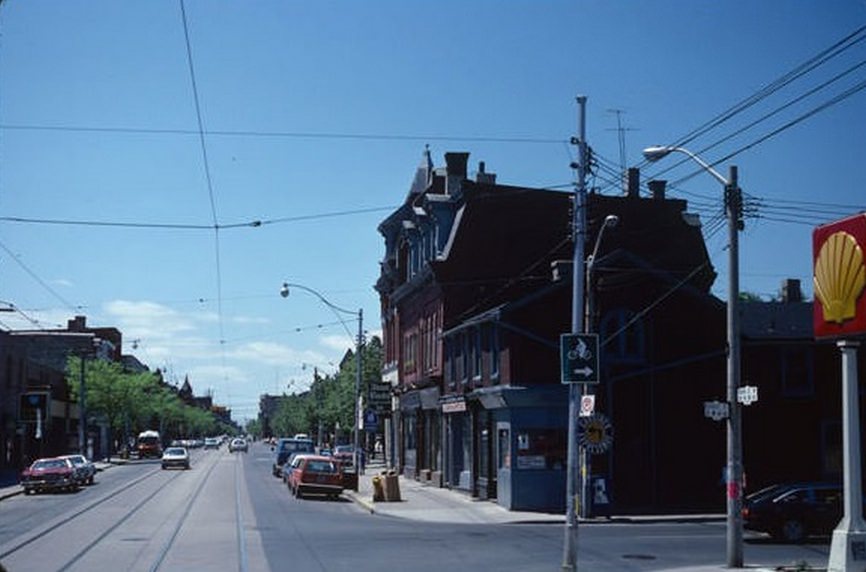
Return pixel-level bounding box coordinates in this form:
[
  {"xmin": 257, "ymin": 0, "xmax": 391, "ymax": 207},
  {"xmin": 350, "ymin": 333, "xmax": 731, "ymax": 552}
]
[
  {"xmin": 20, "ymin": 457, "xmax": 79, "ymax": 494},
  {"xmin": 743, "ymin": 482, "xmax": 844, "ymax": 543},
  {"xmin": 161, "ymin": 447, "xmax": 191, "ymax": 470},
  {"xmin": 271, "ymin": 437, "xmax": 315, "ymax": 477},
  {"xmin": 57, "ymin": 454, "xmax": 96, "ymax": 485},
  {"xmin": 282, "ymin": 453, "xmax": 316, "ymax": 486},
  {"xmin": 203, "ymin": 437, "xmax": 221, "ymax": 450},
  {"xmin": 287, "ymin": 455, "xmax": 343, "ymax": 500},
  {"xmin": 332, "ymin": 445, "xmax": 358, "ymax": 489},
  {"xmin": 229, "ymin": 438, "xmax": 248, "ymax": 453}
]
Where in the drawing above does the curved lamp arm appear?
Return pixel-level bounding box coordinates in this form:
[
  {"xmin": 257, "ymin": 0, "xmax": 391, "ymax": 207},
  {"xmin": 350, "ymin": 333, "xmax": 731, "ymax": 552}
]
[
  {"xmin": 642, "ymin": 145, "xmax": 730, "ymax": 186},
  {"xmin": 280, "ymin": 282, "xmax": 359, "ymax": 342}
]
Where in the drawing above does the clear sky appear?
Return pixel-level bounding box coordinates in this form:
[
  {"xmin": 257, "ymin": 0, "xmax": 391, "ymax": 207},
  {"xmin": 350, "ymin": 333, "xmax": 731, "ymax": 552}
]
[{"xmin": 1, "ymin": 1, "xmax": 864, "ymax": 423}]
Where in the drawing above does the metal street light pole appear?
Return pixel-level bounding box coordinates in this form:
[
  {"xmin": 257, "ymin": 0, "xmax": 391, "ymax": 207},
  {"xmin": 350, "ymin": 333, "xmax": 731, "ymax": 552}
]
[
  {"xmin": 642, "ymin": 145, "xmax": 743, "ymax": 568},
  {"xmin": 562, "ymin": 94, "xmax": 588, "ymax": 572},
  {"xmin": 579, "ymin": 214, "xmax": 619, "ymax": 518},
  {"xmin": 280, "ymin": 282, "xmax": 364, "ymax": 473}
]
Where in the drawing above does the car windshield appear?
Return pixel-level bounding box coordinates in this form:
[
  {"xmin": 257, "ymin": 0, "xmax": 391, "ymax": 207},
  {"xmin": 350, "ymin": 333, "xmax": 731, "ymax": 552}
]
[
  {"xmin": 32, "ymin": 459, "xmax": 66, "ymax": 470},
  {"xmin": 164, "ymin": 448, "xmax": 186, "ymax": 456},
  {"xmin": 305, "ymin": 460, "xmax": 337, "ymax": 474}
]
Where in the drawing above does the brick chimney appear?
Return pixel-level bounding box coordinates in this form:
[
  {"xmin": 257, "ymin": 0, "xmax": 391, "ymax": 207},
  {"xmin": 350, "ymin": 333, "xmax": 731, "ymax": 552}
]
[
  {"xmin": 445, "ymin": 152, "xmax": 470, "ymax": 195},
  {"xmin": 780, "ymin": 279, "xmax": 803, "ymax": 303},
  {"xmin": 648, "ymin": 179, "xmax": 667, "ymax": 200},
  {"xmin": 68, "ymin": 315, "xmax": 87, "ymax": 331},
  {"xmin": 476, "ymin": 161, "xmax": 497, "ymax": 185}
]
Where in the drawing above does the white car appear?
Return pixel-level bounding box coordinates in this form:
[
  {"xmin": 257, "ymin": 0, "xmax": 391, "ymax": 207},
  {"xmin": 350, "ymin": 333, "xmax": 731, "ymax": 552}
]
[
  {"xmin": 161, "ymin": 447, "xmax": 190, "ymax": 470},
  {"xmin": 229, "ymin": 438, "xmax": 248, "ymax": 453}
]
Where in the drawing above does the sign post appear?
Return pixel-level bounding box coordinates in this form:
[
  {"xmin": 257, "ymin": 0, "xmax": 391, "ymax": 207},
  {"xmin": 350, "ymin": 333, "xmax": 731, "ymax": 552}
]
[{"xmin": 813, "ymin": 213, "xmax": 866, "ymax": 572}]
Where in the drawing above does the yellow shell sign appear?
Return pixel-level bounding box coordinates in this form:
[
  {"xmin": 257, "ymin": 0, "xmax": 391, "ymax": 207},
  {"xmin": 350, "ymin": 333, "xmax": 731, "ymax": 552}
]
[{"xmin": 813, "ymin": 214, "xmax": 866, "ymax": 338}]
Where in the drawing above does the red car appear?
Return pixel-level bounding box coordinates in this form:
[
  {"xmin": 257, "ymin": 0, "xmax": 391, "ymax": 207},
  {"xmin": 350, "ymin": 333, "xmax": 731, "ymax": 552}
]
[
  {"xmin": 287, "ymin": 455, "xmax": 343, "ymax": 500},
  {"xmin": 20, "ymin": 457, "xmax": 80, "ymax": 494}
]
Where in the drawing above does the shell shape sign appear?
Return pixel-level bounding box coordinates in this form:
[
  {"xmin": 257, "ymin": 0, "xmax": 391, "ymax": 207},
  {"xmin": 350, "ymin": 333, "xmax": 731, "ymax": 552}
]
[{"xmin": 813, "ymin": 213, "xmax": 866, "ymax": 339}]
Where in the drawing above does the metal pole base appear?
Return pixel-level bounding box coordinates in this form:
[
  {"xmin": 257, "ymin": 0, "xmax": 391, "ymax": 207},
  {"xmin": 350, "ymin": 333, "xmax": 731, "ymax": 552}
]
[{"xmin": 828, "ymin": 526, "xmax": 866, "ymax": 571}]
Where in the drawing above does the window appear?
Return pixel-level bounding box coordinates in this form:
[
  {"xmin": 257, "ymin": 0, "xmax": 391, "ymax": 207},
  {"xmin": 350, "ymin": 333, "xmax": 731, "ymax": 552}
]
[
  {"xmin": 600, "ymin": 309, "xmax": 644, "ymax": 363},
  {"xmin": 489, "ymin": 324, "xmax": 500, "ymax": 381},
  {"xmin": 781, "ymin": 347, "xmax": 813, "ymax": 397},
  {"xmin": 403, "ymin": 332, "xmax": 418, "ymax": 373},
  {"xmin": 472, "ymin": 328, "xmax": 482, "ymax": 381},
  {"xmin": 445, "ymin": 338, "xmax": 456, "ymax": 389},
  {"xmin": 455, "ymin": 333, "xmax": 466, "ymax": 384}
]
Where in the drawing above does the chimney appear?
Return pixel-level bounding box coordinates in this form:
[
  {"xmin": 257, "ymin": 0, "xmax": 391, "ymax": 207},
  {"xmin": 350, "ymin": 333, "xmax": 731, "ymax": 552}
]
[
  {"xmin": 624, "ymin": 167, "xmax": 640, "ymax": 198},
  {"xmin": 68, "ymin": 315, "xmax": 87, "ymax": 331},
  {"xmin": 444, "ymin": 152, "xmax": 470, "ymax": 195},
  {"xmin": 476, "ymin": 161, "xmax": 497, "ymax": 185},
  {"xmin": 780, "ymin": 278, "xmax": 803, "ymax": 303},
  {"xmin": 648, "ymin": 179, "xmax": 667, "ymax": 200}
]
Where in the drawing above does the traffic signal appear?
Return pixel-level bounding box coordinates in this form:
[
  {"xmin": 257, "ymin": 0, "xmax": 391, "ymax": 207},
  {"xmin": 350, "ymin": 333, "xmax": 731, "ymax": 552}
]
[{"xmin": 19, "ymin": 392, "xmax": 48, "ymax": 422}]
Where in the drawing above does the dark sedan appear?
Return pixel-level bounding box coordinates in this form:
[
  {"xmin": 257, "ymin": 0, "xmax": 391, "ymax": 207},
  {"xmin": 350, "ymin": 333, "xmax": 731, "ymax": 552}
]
[
  {"xmin": 58, "ymin": 454, "xmax": 96, "ymax": 485},
  {"xmin": 743, "ymin": 482, "xmax": 843, "ymax": 543}
]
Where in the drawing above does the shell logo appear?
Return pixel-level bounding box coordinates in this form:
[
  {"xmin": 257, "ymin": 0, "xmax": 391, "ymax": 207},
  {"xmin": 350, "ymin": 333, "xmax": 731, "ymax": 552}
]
[{"xmin": 813, "ymin": 214, "xmax": 866, "ymax": 339}]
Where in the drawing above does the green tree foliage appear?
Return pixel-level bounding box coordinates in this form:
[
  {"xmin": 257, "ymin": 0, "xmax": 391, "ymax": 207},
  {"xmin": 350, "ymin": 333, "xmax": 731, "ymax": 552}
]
[
  {"xmin": 66, "ymin": 356, "xmax": 233, "ymax": 452},
  {"xmin": 271, "ymin": 336, "xmax": 383, "ymax": 444}
]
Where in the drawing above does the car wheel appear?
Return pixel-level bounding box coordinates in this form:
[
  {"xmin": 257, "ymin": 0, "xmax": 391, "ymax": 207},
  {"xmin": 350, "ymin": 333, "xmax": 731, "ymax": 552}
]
[
  {"xmin": 24, "ymin": 488, "xmax": 33, "ymax": 495},
  {"xmin": 779, "ymin": 519, "xmax": 806, "ymax": 543},
  {"xmin": 88, "ymin": 475, "xmax": 94, "ymax": 485}
]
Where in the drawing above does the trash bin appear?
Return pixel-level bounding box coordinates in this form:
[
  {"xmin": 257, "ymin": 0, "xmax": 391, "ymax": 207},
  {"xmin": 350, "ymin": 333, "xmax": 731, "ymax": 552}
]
[
  {"xmin": 382, "ymin": 470, "xmax": 401, "ymax": 502},
  {"xmin": 371, "ymin": 475, "xmax": 385, "ymax": 502}
]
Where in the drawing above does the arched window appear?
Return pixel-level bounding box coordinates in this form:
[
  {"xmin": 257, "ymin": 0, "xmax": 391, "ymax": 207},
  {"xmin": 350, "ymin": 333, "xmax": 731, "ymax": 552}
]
[{"xmin": 600, "ymin": 308, "xmax": 645, "ymax": 364}]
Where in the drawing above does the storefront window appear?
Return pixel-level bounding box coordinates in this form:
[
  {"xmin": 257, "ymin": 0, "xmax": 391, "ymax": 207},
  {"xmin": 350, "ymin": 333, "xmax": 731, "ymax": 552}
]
[{"xmin": 515, "ymin": 428, "xmax": 565, "ymax": 470}]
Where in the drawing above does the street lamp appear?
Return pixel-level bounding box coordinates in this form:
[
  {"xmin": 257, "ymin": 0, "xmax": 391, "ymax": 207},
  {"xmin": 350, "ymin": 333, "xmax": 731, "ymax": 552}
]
[
  {"xmin": 642, "ymin": 145, "xmax": 743, "ymax": 568},
  {"xmin": 280, "ymin": 282, "xmax": 364, "ymax": 475},
  {"xmin": 579, "ymin": 214, "xmax": 619, "ymax": 518}
]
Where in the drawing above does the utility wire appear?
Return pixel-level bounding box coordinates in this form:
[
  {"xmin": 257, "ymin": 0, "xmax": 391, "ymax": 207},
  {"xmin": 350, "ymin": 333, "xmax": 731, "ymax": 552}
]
[
  {"xmin": 0, "ymin": 205, "xmax": 398, "ymax": 230},
  {"xmin": 0, "ymin": 122, "xmax": 566, "ymax": 145},
  {"xmin": 0, "ymin": 238, "xmax": 79, "ymax": 311},
  {"xmin": 180, "ymin": 0, "xmax": 224, "ymax": 357}
]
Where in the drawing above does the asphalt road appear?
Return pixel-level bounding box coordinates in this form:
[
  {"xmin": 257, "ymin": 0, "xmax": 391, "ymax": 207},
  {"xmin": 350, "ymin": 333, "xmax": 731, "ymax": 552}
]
[{"xmin": 0, "ymin": 443, "xmax": 831, "ymax": 571}]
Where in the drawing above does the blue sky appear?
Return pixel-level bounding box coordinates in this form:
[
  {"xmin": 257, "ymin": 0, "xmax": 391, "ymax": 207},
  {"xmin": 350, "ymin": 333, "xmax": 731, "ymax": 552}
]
[{"xmin": 1, "ymin": 1, "xmax": 864, "ymax": 422}]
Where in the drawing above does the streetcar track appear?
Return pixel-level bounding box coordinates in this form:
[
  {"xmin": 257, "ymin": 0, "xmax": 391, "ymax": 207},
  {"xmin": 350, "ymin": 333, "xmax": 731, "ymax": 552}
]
[
  {"xmin": 4, "ymin": 449, "xmax": 253, "ymax": 571},
  {"xmin": 0, "ymin": 462, "xmax": 173, "ymax": 560},
  {"xmin": 148, "ymin": 451, "xmax": 235, "ymax": 572},
  {"xmin": 58, "ymin": 465, "xmax": 192, "ymax": 572},
  {"xmin": 234, "ymin": 453, "xmax": 249, "ymax": 572}
]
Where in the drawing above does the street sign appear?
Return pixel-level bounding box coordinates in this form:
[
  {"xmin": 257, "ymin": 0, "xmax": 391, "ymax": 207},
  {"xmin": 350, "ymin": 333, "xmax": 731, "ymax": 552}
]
[
  {"xmin": 579, "ymin": 394, "xmax": 595, "ymax": 417},
  {"xmin": 363, "ymin": 409, "xmax": 379, "ymax": 432},
  {"xmin": 703, "ymin": 400, "xmax": 729, "ymax": 422},
  {"xmin": 367, "ymin": 381, "xmax": 392, "ymax": 415},
  {"xmin": 560, "ymin": 333, "xmax": 600, "ymax": 384},
  {"xmin": 737, "ymin": 386, "xmax": 758, "ymax": 406}
]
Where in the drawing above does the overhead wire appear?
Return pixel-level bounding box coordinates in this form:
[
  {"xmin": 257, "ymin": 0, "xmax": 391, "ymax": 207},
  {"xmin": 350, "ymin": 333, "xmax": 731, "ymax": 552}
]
[{"xmin": 180, "ymin": 0, "xmax": 227, "ymax": 369}]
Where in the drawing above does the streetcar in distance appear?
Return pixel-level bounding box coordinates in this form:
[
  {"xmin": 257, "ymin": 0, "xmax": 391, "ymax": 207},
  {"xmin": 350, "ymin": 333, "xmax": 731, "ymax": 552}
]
[{"xmin": 137, "ymin": 430, "xmax": 163, "ymax": 458}]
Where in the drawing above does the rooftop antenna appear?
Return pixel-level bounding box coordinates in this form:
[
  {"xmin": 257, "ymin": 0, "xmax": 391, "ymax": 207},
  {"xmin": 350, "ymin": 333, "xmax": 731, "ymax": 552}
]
[{"xmin": 606, "ymin": 108, "xmax": 638, "ymax": 175}]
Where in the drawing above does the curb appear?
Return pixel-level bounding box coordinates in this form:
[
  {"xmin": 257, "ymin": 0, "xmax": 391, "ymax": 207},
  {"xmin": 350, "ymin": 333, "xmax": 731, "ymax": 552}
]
[{"xmin": 343, "ymin": 489, "xmax": 377, "ymax": 514}]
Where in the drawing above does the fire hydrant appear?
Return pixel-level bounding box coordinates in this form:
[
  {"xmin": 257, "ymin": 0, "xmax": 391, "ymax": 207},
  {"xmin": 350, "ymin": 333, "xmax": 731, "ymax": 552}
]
[{"xmin": 371, "ymin": 475, "xmax": 385, "ymax": 502}]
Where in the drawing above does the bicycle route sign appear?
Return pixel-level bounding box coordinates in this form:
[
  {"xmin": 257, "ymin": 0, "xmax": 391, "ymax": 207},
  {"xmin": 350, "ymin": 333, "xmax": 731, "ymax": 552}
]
[{"xmin": 560, "ymin": 333, "xmax": 600, "ymax": 384}]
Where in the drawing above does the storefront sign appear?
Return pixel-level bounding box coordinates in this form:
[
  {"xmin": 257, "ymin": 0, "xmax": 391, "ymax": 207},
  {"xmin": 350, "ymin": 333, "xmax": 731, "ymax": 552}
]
[
  {"xmin": 813, "ymin": 213, "xmax": 866, "ymax": 339},
  {"xmin": 441, "ymin": 398, "xmax": 467, "ymax": 413}
]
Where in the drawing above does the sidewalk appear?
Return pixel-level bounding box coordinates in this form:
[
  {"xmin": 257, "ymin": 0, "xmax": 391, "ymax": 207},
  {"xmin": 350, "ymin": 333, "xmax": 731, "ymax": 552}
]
[
  {"xmin": 344, "ymin": 459, "xmax": 563, "ymax": 525},
  {"xmin": 343, "ymin": 460, "xmax": 825, "ymax": 572}
]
